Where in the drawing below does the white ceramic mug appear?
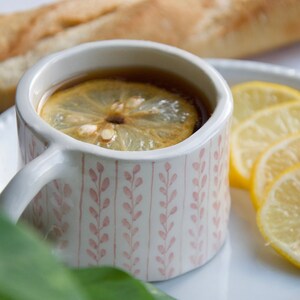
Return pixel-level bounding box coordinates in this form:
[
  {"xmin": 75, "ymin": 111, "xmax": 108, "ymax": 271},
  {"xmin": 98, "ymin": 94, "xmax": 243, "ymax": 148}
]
[{"xmin": 0, "ymin": 40, "xmax": 232, "ymax": 281}]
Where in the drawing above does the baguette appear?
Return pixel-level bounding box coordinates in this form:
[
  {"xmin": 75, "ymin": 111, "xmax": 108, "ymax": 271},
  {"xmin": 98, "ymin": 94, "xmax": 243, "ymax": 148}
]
[{"xmin": 1, "ymin": 0, "xmax": 300, "ymax": 112}]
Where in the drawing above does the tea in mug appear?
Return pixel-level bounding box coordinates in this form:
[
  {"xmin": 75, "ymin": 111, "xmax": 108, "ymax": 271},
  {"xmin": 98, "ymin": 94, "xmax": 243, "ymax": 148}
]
[{"xmin": 39, "ymin": 67, "xmax": 211, "ymax": 151}]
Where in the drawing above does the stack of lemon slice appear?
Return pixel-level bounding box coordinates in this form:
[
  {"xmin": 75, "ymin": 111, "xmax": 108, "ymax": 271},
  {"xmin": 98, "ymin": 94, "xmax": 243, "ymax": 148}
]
[{"xmin": 230, "ymin": 81, "xmax": 300, "ymax": 268}]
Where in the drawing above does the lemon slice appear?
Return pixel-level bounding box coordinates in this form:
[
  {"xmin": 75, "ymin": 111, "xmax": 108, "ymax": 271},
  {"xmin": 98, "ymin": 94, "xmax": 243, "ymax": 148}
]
[
  {"xmin": 257, "ymin": 164, "xmax": 300, "ymax": 268},
  {"xmin": 230, "ymin": 101, "xmax": 300, "ymax": 189},
  {"xmin": 40, "ymin": 79, "xmax": 199, "ymax": 151},
  {"xmin": 231, "ymin": 81, "xmax": 300, "ymax": 130},
  {"xmin": 251, "ymin": 133, "xmax": 300, "ymax": 209}
]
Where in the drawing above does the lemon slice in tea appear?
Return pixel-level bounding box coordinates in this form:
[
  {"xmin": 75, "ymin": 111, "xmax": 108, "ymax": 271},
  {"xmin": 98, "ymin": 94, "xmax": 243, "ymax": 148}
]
[{"xmin": 40, "ymin": 79, "xmax": 199, "ymax": 151}]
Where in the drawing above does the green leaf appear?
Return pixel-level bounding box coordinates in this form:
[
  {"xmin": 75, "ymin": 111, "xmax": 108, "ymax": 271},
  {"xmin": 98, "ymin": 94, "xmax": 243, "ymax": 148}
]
[
  {"xmin": 0, "ymin": 213, "xmax": 173, "ymax": 300},
  {"xmin": 144, "ymin": 283, "xmax": 176, "ymax": 300},
  {"xmin": 72, "ymin": 267, "xmax": 174, "ymax": 300},
  {"xmin": 0, "ymin": 213, "xmax": 86, "ymax": 300}
]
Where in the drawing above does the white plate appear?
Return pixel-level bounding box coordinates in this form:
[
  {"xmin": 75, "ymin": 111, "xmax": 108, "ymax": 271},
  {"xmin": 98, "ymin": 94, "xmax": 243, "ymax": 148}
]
[{"xmin": 1, "ymin": 60, "xmax": 300, "ymax": 300}]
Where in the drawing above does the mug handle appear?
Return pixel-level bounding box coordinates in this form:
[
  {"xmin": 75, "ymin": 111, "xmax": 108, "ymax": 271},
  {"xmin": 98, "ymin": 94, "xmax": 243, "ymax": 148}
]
[{"xmin": 0, "ymin": 145, "xmax": 71, "ymax": 223}]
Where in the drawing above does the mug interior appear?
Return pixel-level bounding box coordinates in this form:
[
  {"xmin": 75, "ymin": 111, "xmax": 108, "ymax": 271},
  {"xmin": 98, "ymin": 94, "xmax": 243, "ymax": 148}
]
[{"xmin": 17, "ymin": 40, "xmax": 232, "ymax": 159}]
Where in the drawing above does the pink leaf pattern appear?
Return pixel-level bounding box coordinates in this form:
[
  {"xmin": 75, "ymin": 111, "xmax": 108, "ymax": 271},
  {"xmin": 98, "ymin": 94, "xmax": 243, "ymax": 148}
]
[
  {"xmin": 28, "ymin": 137, "xmax": 36, "ymax": 161},
  {"xmin": 223, "ymin": 126, "xmax": 231, "ymax": 227},
  {"xmin": 189, "ymin": 148, "xmax": 206, "ymax": 266},
  {"xmin": 211, "ymin": 134, "xmax": 225, "ymax": 251},
  {"xmin": 50, "ymin": 179, "xmax": 72, "ymax": 249},
  {"xmin": 32, "ymin": 191, "xmax": 44, "ymax": 230},
  {"xmin": 28, "ymin": 137, "xmax": 44, "ymax": 230},
  {"xmin": 156, "ymin": 162, "xmax": 178, "ymax": 278},
  {"xmin": 86, "ymin": 162, "xmax": 110, "ymax": 264},
  {"xmin": 122, "ymin": 164, "xmax": 143, "ymax": 275}
]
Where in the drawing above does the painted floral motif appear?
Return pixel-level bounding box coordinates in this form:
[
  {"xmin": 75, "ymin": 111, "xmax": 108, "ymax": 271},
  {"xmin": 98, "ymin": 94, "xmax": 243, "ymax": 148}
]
[
  {"xmin": 17, "ymin": 117, "xmax": 26, "ymax": 161},
  {"xmin": 16, "ymin": 112, "xmax": 231, "ymax": 280},
  {"xmin": 28, "ymin": 133, "xmax": 36, "ymax": 160},
  {"xmin": 50, "ymin": 180, "xmax": 72, "ymax": 249},
  {"xmin": 223, "ymin": 127, "xmax": 231, "ymax": 227},
  {"xmin": 189, "ymin": 148, "xmax": 207, "ymax": 266},
  {"xmin": 86, "ymin": 162, "xmax": 110, "ymax": 264},
  {"xmin": 122, "ymin": 164, "xmax": 143, "ymax": 276},
  {"xmin": 27, "ymin": 137, "xmax": 44, "ymax": 230},
  {"xmin": 156, "ymin": 162, "xmax": 178, "ymax": 278},
  {"xmin": 31, "ymin": 191, "xmax": 44, "ymax": 230},
  {"xmin": 211, "ymin": 134, "xmax": 224, "ymax": 251}
]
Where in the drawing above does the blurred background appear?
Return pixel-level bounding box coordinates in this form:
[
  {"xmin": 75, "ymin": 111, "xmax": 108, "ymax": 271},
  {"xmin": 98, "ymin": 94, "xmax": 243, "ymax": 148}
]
[
  {"xmin": 0, "ymin": 0, "xmax": 299, "ymax": 68},
  {"xmin": 1, "ymin": 0, "xmax": 300, "ymax": 113}
]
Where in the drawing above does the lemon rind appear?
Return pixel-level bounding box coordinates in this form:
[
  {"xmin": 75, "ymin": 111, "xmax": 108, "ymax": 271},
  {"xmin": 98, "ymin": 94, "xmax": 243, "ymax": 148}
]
[
  {"xmin": 257, "ymin": 163, "xmax": 300, "ymax": 268},
  {"xmin": 230, "ymin": 101, "xmax": 300, "ymax": 189},
  {"xmin": 250, "ymin": 132, "xmax": 300, "ymax": 210}
]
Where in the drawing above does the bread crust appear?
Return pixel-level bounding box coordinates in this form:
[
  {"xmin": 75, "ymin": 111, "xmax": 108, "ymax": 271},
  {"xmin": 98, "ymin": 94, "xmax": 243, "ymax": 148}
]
[
  {"xmin": 0, "ymin": 0, "xmax": 300, "ymax": 112},
  {"xmin": 0, "ymin": 0, "xmax": 127, "ymax": 61}
]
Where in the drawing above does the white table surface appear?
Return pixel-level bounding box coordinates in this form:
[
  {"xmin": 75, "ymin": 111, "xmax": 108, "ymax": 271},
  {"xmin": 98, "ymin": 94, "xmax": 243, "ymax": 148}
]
[{"xmin": 1, "ymin": 1, "xmax": 300, "ymax": 300}]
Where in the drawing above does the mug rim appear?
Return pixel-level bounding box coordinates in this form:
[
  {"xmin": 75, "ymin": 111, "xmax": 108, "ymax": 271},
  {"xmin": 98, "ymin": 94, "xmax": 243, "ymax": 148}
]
[{"xmin": 16, "ymin": 40, "xmax": 232, "ymax": 161}]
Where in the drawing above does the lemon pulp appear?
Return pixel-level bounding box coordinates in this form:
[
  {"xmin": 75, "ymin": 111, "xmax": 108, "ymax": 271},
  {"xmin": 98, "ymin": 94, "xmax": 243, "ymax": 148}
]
[
  {"xmin": 40, "ymin": 79, "xmax": 199, "ymax": 151},
  {"xmin": 230, "ymin": 101, "xmax": 300, "ymax": 188},
  {"xmin": 229, "ymin": 81, "xmax": 300, "ymax": 188},
  {"xmin": 251, "ymin": 133, "xmax": 300, "ymax": 209},
  {"xmin": 231, "ymin": 81, "xmax": 300, "ymax": 130},
  {"xmin": 257, "ymin": 164, "xmax": 300, "ymax": 267}
]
